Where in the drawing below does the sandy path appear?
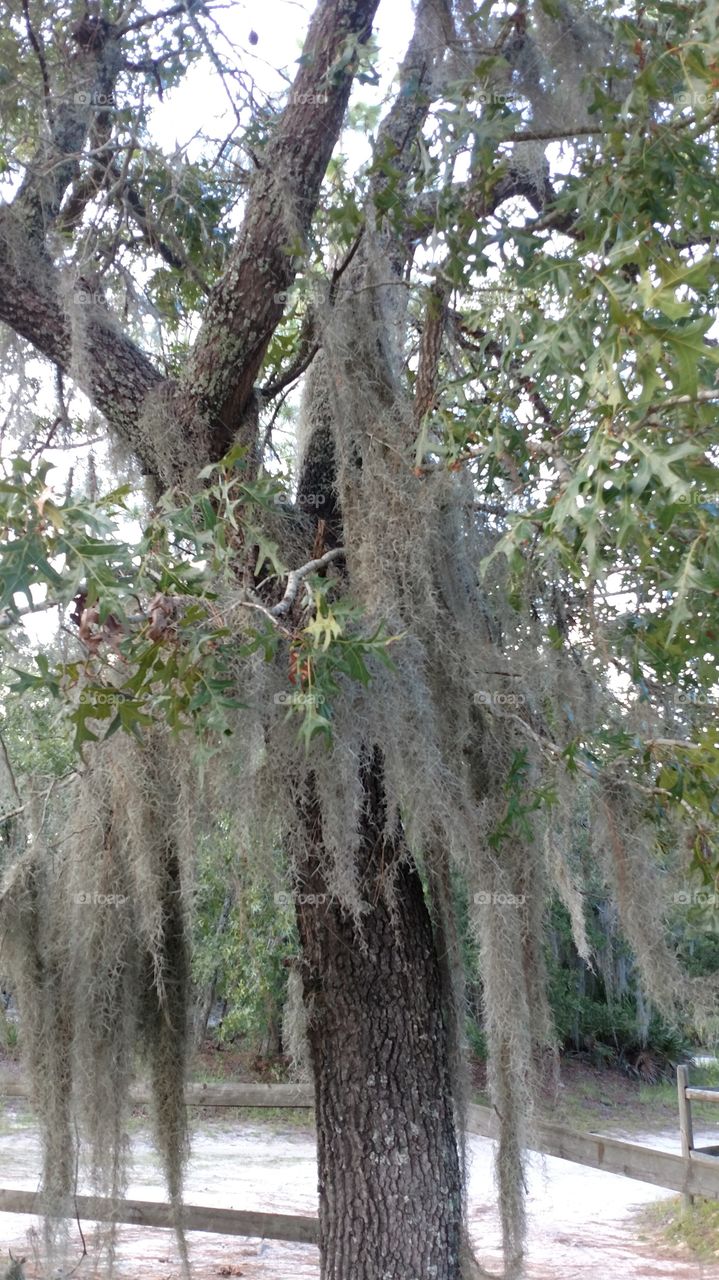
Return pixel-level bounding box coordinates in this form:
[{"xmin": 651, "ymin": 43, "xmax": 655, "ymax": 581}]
[{"xmin": 0, "ymin": 1106, "xmax": 717, "ymax": 1279}]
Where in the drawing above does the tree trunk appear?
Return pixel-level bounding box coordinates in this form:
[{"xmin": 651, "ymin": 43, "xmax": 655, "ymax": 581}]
[
  {"xmin": 258, "ymin": 1011, "xmax": 283, "ymax": 1060},
  {"xmin": 193, "ymin": 890, "xmax": 234, "ymax": 1050},
  {"xmin": 294, "ymin": 761, "xmax": 463, "ymax": 1280}
]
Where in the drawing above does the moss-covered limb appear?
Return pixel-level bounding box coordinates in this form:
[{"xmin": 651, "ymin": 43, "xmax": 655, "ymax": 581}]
[
  {"xmin": 13, "ymin": 13, "xmax": 125, "ymax": 240},
  {"xmin": 367, "ymin": 0, "xmax": 455, "ymax": 218},
  {"xmin": 0, "ymin": 11, "xmax": 170, "ymax": 472},
  {"xmin": 0, "ymin": 206, "xmax": 164, "ymax": 468},
  {"xmin": 182, "ymin": 0, "xmax": 456, "ymax": 476},
  {"xmin": 2, "ymin": 0, "xmax": 386, "ymax": 492}
]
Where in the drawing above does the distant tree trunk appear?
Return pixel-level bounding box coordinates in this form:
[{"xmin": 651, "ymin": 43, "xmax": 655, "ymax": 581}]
[
  {"xmin": 258, "ymin": 1012, "xmax": 283, "ymax": 1059},
  {"xmin": 294, "ymin": 763, "xmax": 463, "ymax": 1280},
  {"xmin": 193, "ymin": 890, "xmax": 234, "ymax": 1049}
]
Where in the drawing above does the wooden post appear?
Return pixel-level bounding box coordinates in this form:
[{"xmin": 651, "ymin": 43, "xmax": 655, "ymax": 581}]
[{"xmin": 677, "ymin": 1064, "xmax": 694, "ymax": 1211}]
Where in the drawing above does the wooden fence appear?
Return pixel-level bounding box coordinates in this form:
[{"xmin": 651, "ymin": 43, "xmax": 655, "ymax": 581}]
[{"xmin": 0, "ymin": 1073, "xmax": 717, "ymax": 1243}]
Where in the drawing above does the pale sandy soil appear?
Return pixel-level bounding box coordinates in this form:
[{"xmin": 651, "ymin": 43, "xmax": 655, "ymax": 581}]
[{"xmin": 0, "ymin": 1104, "xmax": 718, "ymax": 1279}]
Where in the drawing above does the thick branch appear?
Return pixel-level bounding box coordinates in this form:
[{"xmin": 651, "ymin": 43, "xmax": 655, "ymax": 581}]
[
  {"xmin": 181, "ymin": 0, "xmax": 382, "ymax": 454},
  {"xmin": 409, "ymin": 167, "xmax": 553, "ymax": 243},
  {"xmin": 13, "ymin": 15, "xmax": 124, "ymax": 239},
  {"xmin": 2, "ymin": 1, "xmax": 384, "ymax": 488},
  {"xmin": 369, "ymin": 0, "xmax": 454, "ymax": 216},
  {"xmin": 0, "ymin": 13, "xmax": 166, "ymax": 470},
  {"xmin": 296, "ymin": 0, "xmax": 456, "ymax": 519}
]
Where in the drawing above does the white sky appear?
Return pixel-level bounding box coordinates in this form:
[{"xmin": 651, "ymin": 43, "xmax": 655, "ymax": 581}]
[{"xmin": 150, "ymin": 0, "xmax": 415, "ymax": 156}]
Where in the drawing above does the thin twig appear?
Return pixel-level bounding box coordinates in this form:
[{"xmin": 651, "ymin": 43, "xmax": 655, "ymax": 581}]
[
  {"xmin": 22, "ymin": 0, "xmax": 53, "ymax": 124},
  {"xmin": 118, "ymin": 3, "xmax": 198, "ymax": 35},
  {"xmin": 271, "ymin": 548, "xmax": 345, "ymax": 618},
  {"xmin": 651, "ymin": 388, "xmax": 719, "ymax": 410}
]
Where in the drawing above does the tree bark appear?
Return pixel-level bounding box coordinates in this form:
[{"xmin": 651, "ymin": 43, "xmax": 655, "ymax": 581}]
[{"xmin": 294, "ymin": 764, "xmax": 463, "ymax": 1280}]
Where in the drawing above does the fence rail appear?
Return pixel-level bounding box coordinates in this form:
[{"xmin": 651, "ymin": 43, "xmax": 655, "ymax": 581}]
[
  {"xmin": 677, "ymin": 1063, "xmax": 719, "ymax": 1207},
  {"xmin": 0, "ymin": 1079, "xmax": 315, "ymax": 1110},
  {"xmin": 468, "ymin": 1102, "xmax": 719, "ymax": 1199},
  {"xmin": 0, "ymin": 1189, "xmax": 319, "ymax": 1243}
]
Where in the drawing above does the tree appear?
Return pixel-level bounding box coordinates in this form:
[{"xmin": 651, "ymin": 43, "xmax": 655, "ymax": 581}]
[{"xmin": 0, "ymin": 1, "xmax": 718, "ymax": 1278}]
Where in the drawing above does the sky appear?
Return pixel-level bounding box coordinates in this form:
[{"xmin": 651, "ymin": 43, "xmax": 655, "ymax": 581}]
[{"xmin": 150, "ymin": 0, "xmax": 415, "ymax": 157}]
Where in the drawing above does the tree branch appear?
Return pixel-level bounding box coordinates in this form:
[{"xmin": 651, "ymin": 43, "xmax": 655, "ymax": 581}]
[
  {"xmin": 409, "ymin": 166, "xmax": 553, "ymax": 243},
  {"xmin": 271, "ymin": 548, "xmax": 346, "ymax": 618},
  {"xmin": 21, "ymin": 0, "xmax": 53, "ymax": 124},
  {"xmin": 414, "ymin": 278, "xmax": 450, "ymax": 425},
  {"xmin": 179, "ymin": 0, "xmax": 383, "ymax": 456},
  {"xmin": 12, "ymin": 15, "xmax": 124, "ymax": 239}
]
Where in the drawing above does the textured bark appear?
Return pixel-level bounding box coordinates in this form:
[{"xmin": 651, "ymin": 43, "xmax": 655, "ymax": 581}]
[{"xmin": 294, "ymin": 769, "xmax": 463, "ymax": 1280}]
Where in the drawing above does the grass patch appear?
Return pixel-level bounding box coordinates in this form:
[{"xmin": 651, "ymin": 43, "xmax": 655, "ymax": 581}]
[
  {"xmin": 188, "ymin": 1105, "xmax": 313, "ymax": 1131},
  {"xmin": 125, "ymin": 1101, "xmax": 314, "ymax": 1134},
  {"xmin": 639, "ymin": 1195, "xmax": 719, "ymax": 1261},
  {"xmin": 504, "ymin": 1056, "xmax": 719, "ymax": 1137},
  {"xmin": 638, "ymin": 1062, "xmax": 719, "ymax": 1129}
]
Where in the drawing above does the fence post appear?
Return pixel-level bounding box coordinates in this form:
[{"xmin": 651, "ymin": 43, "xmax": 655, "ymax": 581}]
[{"xmin": 677, "ymin": 1064, "xmax": 694, "ymax": 1211}]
